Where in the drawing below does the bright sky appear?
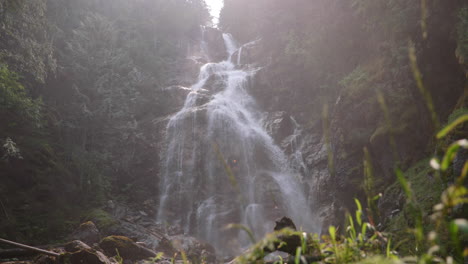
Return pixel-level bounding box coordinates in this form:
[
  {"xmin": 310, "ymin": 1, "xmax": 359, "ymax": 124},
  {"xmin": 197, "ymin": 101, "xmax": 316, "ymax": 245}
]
[{"xmin": 205, "ymin": 0, "xmax": 223, "ymax": 24}]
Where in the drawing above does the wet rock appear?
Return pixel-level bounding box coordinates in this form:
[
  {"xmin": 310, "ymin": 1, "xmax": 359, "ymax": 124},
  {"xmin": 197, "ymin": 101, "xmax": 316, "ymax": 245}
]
[
  {"xmin": 264, "ymin": 111, "xmax": 294, "ymax": 144},
  {"xmin": 142, "ymin": 199, "xmax": 157, "ymax": 217},
  {"xmin": 102, "ymin": 201, "xmax": 169, "ymax": 251},
  {"xmin": 167, "ymin": 224, "xmax": 183, "ymax": 236},
  {"xmin": 231, "ymin": 39, "xmax": 262, "ymax": 66},
  {"xmin": 70, "ymin": 221, "xmax": 101, "ymax": 245},
  {"xmin": 99, "ymin": 236, "xmax": 156, "ymax": 261},
  {"xmin": 168, "ymin": 235, "xmax": 216, "ymax": 264}
]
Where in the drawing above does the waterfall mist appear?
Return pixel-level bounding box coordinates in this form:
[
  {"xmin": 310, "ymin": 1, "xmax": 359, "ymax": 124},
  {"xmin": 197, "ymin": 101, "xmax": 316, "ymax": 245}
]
[{"xmin": 157, "ymin": 31, "xmax": 320, "ymax": 255}]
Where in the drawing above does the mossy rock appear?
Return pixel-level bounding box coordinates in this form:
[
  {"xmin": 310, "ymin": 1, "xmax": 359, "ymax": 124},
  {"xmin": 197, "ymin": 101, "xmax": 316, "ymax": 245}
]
[
  {"xmin": 99, "ymin": 235, "xmax": 156, "ymax": 261},
  {"xmin": 70, "ymin": 221, "xmax": 101, "ymax": 245},
  {"xmin": 84, "ymin": 209, "xmax": 118, "ymax": 231}
]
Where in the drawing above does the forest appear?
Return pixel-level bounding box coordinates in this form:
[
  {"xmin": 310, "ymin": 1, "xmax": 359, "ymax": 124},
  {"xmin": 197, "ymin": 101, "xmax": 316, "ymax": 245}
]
[{"xmin": 0, "ymin": 0, "xmax": 467, "ymax": 263}]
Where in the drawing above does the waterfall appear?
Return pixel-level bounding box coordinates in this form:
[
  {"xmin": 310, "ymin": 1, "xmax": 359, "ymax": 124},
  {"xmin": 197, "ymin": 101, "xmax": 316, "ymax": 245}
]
[{"xmin": 157, "ymin": 31, "xmax": 320, "ymax": 255}]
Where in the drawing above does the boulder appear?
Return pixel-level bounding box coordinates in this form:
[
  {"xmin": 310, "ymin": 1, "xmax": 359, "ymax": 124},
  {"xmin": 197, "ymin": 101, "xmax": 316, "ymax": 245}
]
[
  {"xmin": 272, "ymin": 217, "xmax": 301, "ymax": 256},
  {"xmin": 99, "ymin": 236, "xmax": 156, "ymax": 261},
  {"xmin": 59, "ymin": 249, "xmax": 113, "ymax": 264},
  {"xmin": 64, "ymin": 240, "xmax": 92, "ymax": 253},
  {"xmin": 274, "ymin": 217, "xmax": 297, "ymax": 231},
  {"xmin": 70, "ymin": 221, "xmax": 101, "ymax": 245}
]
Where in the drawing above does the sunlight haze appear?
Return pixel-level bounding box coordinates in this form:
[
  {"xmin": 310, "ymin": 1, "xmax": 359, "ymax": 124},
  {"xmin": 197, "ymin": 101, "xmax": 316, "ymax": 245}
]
[
  {"xmin": 205, "ymin": 0, "xmax": 223, "ymax": 23},
  {"xmin": 1, "ymin": 1, "xmax": 466, "ymax": 262}
]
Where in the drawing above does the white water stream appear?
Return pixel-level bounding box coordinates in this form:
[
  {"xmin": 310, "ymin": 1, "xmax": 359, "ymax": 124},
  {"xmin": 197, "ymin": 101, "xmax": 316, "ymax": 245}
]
[{"xmin": 157, "ymin": 32, "xmax": 319, "ymax": 255}]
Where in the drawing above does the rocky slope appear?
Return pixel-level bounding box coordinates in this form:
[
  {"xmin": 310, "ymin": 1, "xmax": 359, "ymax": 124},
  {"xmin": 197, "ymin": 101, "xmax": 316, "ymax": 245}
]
[{"xmin": 229, "ymin": 3, "xmax": 468, "ymax": 229}]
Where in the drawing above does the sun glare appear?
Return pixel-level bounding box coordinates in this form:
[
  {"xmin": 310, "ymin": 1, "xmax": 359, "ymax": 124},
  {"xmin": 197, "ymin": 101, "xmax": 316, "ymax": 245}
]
[{"xmin": 205, "ymin": 0, "xmax": 223, "ymax": 23}]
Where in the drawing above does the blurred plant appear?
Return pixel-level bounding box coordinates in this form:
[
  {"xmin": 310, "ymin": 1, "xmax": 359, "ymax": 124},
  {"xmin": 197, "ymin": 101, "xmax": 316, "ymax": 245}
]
[
  {"xmin": 232, "ymin": 112, "xmax": 467, "ymax": 264},
  {"xmin": 2, "ymin": 137, "xmax": 23, "ymax": 161}
]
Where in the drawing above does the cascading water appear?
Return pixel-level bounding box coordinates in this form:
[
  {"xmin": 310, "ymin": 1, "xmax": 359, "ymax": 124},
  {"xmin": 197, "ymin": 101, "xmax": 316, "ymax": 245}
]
[{"xmin": 157, "ymin": 32, "xmax": 320, "ymax": 255}]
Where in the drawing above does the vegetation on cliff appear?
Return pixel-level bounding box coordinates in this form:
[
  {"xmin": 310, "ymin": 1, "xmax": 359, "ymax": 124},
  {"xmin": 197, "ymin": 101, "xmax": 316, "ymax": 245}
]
[{"xmin": 0, "ymin": 0, "xmax": 209, "ymax": 243}]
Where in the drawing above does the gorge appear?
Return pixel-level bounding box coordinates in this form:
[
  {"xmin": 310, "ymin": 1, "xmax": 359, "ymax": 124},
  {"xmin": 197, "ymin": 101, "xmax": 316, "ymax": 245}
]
[{"xmin": 0, "ymin": 0, "xmax": 467, "ymax": 263}]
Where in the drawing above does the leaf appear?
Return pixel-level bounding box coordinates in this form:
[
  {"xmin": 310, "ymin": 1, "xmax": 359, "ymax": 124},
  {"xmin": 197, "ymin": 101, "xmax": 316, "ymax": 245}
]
[
  {"xmin": 294, "ymin": 247, "xmax": 302, "ymax": 264},
  {"xmin": 450, "ymin": 221, "xmax": 459, "ymax": 237},
  {"xmin": 441, "ymin": 140, "xmax": 468, "ymax": 171},
  {"xmin": 386, "ymin": 238, "xmax": 392, "ymax": 258},
  {"xmin": 329, "ymin": 226, "xmax": 336, "ymax": 241},
  {"xmin": 361, "ymin": 223, "xmax": 368, "ymax": 238},
  {"xmin": 347, "ymin": 214, "xmax": 357, "ymax": 241},
  {"xmin": 355, "ymin": 198, "xmax": 363, "ymax": 212},
  {"xmin": 456, "ymin": 161, "xmax": 468, "ymax": 186},
  {"xmin": 437, "ymin": 114, "xmax": 468, "ymax": 139},
  {"xmin": 396, "ymin": 169, "xmax": 412, "ymax": 200},
  {"xmin": 354, "ymin": 199, "xmax": 363, "ymax": 227}
]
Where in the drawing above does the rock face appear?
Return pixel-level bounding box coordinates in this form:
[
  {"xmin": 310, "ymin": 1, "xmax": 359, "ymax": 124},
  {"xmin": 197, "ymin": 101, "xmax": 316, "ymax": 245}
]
[
  {"xmin": 202, "ymin": 27, "xmax": 228, "ymax": 62},
  {"xmin": 238, "ymin": 18, "xmax": 467, "ymax": 228}
]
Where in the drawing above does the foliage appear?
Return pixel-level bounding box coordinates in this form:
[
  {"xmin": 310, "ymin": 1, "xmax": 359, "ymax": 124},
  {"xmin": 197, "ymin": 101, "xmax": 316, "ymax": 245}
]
[
  {"xmin": 0, "ymin": 0, "xmax": 210, "ymax": 242},
  {"xmin": 0, "ymin": 0, "xmax": 56, "ymax": 83},
  {"xmin": 83, "ymin": 209, "xmax": 118, "ymax": 231},
  {"xmin": 0, "ymin": 64, "xmax": 42, "ymax": 135},
  {"xmin": 233, "ymin": 116, "xmax": 468, "ymax": 263}
]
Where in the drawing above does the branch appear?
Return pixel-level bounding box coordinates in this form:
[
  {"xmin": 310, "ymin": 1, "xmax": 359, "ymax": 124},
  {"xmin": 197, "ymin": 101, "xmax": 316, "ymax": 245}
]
[{"xmin": 0, "ymin": 238, "xmax": 60, "ymax": 257}]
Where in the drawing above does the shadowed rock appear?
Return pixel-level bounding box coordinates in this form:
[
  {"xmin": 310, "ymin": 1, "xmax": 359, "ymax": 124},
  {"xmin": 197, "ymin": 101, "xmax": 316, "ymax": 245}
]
[
  {"xmin": 99, "ymin": 236, "xmax": 156, "ymax": 261},
  {"xmin": 59, "ymin": 249, "xmax": 113, "ymax": 264}
]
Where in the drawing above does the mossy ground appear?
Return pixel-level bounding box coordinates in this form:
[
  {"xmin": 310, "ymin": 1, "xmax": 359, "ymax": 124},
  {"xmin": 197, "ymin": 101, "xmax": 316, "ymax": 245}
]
[
  {"xmin": 83, "ymin": 209, "xmax": 118, "ymax": 231},
  {"xmin": 384, "ymin": 159, "xmax": 446, "ymax": 255}
]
